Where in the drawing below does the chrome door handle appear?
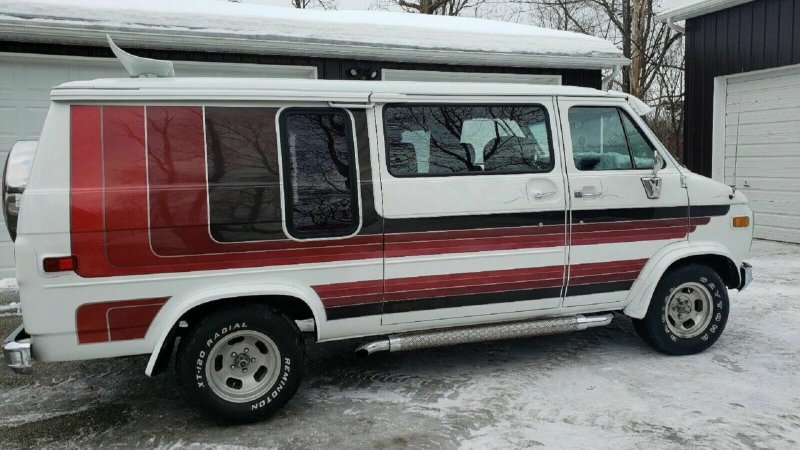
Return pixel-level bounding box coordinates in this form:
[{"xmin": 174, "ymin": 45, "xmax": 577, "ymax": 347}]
[
  {"xmin": 533, "ymin": 191, "xmax": 557, "ymax": 199},
  {"xmin": 574, "ymin": 190, "xmax": 601, "ymax": 198}
]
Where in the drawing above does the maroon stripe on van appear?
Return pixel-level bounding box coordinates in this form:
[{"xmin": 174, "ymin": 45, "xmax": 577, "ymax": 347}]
[
  {"xmin": 76, "ymin": 297, "xmax": 169, "ymax": 344},
  {"xmin": 316, "ymin": 258, "xmax": 648, "ymax": 313}
]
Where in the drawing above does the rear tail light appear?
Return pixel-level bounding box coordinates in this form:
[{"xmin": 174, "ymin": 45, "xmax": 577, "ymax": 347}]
[{"xmin": 43, "ymin": 256, "xmax": 76, "ymax": 273}]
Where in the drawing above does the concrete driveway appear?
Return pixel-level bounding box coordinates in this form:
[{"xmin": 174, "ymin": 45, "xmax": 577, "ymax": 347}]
[{"xmin": 1, "ymin": 240, "xmax": 799, "ymax": 449}]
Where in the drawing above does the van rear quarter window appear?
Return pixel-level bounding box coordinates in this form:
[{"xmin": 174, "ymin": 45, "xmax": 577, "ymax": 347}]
[
  {"xmin": 383, "ymin": 104, "xmax": 554, "ymax": 177},
  {"xmin": 204, "ymin": 107, "xmax": 283, "ymax": 242},
  {"xmin": 279, "ymin": 109, "xmax": 359, "ymax": 239}
]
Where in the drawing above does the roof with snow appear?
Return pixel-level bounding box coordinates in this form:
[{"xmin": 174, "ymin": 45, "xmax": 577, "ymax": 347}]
[
  {"xmin": 0, "ymin": 0, "xmax": 628, "ymax": 70},
  {"xmin": 656, "ymin": 0, "xmax": 756, "ymax": 22}
]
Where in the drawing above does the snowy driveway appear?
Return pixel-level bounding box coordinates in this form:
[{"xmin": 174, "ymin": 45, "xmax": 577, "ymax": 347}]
[{"xmin": 1, "ymin": 240, "xmax": 799, "ymax": 449}]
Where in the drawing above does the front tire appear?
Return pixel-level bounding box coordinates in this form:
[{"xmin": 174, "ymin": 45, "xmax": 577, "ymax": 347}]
[
  {"xmin": 175, "ymin": 304, "xmax": 305, "ymax": 423},
  {"xmin": 633, "ymin": 264, "xmax": 729, "ymax": 355}
]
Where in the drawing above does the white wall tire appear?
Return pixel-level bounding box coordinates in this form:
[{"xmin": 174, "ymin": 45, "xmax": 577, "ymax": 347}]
[
  {"xmin": 632, "ymin": 264, "xmax": 730, "ymax": 355},
  {"xmin": 175, "ymin": 304, "xmax": 305, "ymax": 423}
]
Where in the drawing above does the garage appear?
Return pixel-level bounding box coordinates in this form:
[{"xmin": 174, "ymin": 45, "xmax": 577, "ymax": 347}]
[
  {"xmin": 0, "ymin": 52, "xmax": 318, "ymax": 277},
  {"xmin": 658, "ymin": 0, "xmax": 800, "ymax": 245},
  {"xmin": 714, "ymin": 65, "xmax": 800, "ymax": 243}
]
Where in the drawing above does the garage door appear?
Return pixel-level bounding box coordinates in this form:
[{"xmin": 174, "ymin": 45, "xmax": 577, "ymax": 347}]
[
  {"xmin": 715, "ymin": 65, "xmax": 800, "ymax": 243},
  {"xmin": 0, "ymin": 52, "xmax": 317, "ymax": 277}
]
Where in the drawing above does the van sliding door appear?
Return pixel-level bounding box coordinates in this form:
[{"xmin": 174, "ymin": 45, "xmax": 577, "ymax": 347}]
[{"xmin": 377, "ymin": 99, "xmax": 568, "ymax": 326}]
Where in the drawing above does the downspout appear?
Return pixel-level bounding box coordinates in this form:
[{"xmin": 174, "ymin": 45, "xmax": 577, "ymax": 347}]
[
  {"xmin": 666, "ymin": 17, "xmax": 686, "ymax": 34},
  {"xmin": 602, "ymin": 65, "xmax": 621, "ymax": 90}
]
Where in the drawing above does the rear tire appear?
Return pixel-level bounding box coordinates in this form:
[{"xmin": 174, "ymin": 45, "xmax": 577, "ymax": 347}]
[
  {"xmin": 175, "ymin": 304, "xmax": 305, "ymax": 423},
  {"xmin": 632, "ymin": 264, "xmax": 729, "ymax": 355}
]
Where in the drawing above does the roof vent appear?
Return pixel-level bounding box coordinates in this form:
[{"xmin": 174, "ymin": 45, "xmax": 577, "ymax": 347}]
[{"xmin": 107, "ymin": 35, "xmax": 175, "ymax": 78}]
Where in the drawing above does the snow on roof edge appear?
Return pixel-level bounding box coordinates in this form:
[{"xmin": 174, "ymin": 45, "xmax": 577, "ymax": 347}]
[
  {"xmin": 656, "ymin": 0, "xmax": 756, "ymax": 22},
  {"xmin": 0, "ymin": 0, "xmax": 628, "ymax": 70}
]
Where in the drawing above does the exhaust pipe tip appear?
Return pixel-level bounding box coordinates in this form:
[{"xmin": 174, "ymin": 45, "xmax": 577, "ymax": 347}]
[{"xmin": 355, "ymin": 340, "xmax": 390, "ymax": 357}]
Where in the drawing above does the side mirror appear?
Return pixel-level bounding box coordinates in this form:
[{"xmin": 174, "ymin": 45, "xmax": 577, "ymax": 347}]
[
  {"xmin": 652, "ymin": 151, "xmax": 665, "ymax": 178},
  {"xmin": 641, "ymin": 151, "xmax": 664, "ymax": 200}
]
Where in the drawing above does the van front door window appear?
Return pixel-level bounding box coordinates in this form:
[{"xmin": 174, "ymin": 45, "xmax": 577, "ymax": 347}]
[{"xmin": 568, "ymin": 107, "xmax": 656, "ymax": 171}]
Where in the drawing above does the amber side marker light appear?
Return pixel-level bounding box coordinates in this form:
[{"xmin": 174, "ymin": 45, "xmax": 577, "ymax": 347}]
[
  {"xmin": 733, "ymin": 216, "xmax": 751, "ymax": 228},
  {"xmin": 43, "ymin": 256, "xmax": 76, "ymax": 273}
]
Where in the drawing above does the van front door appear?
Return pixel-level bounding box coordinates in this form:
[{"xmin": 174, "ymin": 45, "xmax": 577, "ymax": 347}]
[
  {"xmin": 377, "ymin": 99, "xmax": 568, "ymax": 325},
  {"xmin": 557, "ymin": 97, "xmax": 689, "ymax": 308}
]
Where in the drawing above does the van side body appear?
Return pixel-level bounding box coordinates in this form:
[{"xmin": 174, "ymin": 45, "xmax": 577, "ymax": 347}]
[{"xmin": 5, "ymin": 78, "xmax": 753, "ymax": 421}]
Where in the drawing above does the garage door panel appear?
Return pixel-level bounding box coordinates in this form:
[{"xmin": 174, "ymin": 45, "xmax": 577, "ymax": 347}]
[
  {"xmin": 753, "ymin": 224, "xmax": 800, "ymax": 242},
  {"xmin": 725, "ymin": 95, "xmax": 800, "ymax": 113},
  {"xmin": 728, "ymin": 67, "xmax": 800, "ymax": 92},
  {"xmin": 724, "ymin": 156, "xmax": 800, "ymax": 170},
  {"xmin": 720, "ymin": 176, "xmax": 800, "ymax": 192},
  {"xmin": 724, "ymin": 129, "xmax": 800, "ymax": 145},
  {"xmin": 724, "ymin": 142, "xmax": 800, "ymax": 157},
  {"xmin": 728, "ymin": 88, "xmax": 800, "ymax": 107},
  {"xmin": 717, "ymin": 65, "xmax": 800, "ymax": 243},
  {"xmin": 0, "ymin": 107, "xmax": 17, "ymax": 135},
  {"xmin": 725, "ymin": 122, "xmax": 800, "ymax": 140},
  {"xmin": 754, "ymin": 212, "xmax": 800, "ymax": 229},
  {"xmin": 725, "ymin": 165, "xmax": 800, "ymax": 179},
  {"xmin": 726, "ymin": 108, "xmax": 800, "ymax": 126}
]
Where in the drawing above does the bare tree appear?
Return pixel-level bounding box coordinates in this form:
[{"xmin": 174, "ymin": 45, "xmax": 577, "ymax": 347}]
[
  {"xmin": 522, "ymin": 0, "xmax": 681, "ymax": 98},
  {"xmin": 290, "ymin": 0, "xmax": 337, "ymax": 9},
  {"xmin": 393, "ymin": 0, "xmax": 487, "ymax": 15},
  {"xmin": 518, "ymin": 0, "xmax": 684, "ymax": 156}
]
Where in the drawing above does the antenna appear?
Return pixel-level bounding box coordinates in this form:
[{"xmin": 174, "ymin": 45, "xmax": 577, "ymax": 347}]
[
  {"xmin": 730, "ymin": 67, "xmax": 743, "ymax": 199},
  {"xmin": 107, "ymin": 35, "xmax": 175, "ymax": 78}
]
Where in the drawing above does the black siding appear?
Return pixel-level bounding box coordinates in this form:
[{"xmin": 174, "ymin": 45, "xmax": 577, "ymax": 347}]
[
  {"xmin": 0, "ymin": 41, "xmax": 601, "ymax": 88},
  {"xmin": 685, "ymin": 0, "xmax": 800, "ymax": 176}
]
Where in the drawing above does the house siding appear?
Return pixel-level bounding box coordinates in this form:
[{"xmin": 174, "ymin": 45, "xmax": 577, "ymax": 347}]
[
  {"xmin": 685, "ymin": 0, "xmax": 800, "ymax": 176},
  {"xmin": 0, "ymin": 41, "xmax": 602, "ymax": 88}
]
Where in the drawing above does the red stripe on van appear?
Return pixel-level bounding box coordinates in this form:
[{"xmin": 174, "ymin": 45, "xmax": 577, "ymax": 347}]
[
  {"xmin": 70, "ymin": 106, "xmax": 106, "ymax": 274},
  {"xmin": 315, "ymin": 259, "xmax": 647, "ymax": 310},
  {"xmin": 76, "ymin": 297, "xmax": 169, "ymax": 344},
  {"xmin": 69, "ymin": 105, "xmax": 383, "ymax": 277}
]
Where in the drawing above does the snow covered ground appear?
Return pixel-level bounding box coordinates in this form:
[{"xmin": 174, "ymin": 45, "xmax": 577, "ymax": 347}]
[{"xmin": 0, "ymin": 240, "xmax": 798, "ymax": 448}]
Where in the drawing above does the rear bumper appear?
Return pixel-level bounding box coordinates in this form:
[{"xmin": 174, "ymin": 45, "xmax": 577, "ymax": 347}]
[
  {"xmin": 738, "ymin": 262, "xmax": 753, "ymax": 291},
  {"xmin": 3, "ymin": 324, "xmax": 32, "ymax": 373}
]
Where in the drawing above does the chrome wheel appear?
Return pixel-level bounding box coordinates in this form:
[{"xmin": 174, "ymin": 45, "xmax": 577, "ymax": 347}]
[
  {"xmin": 666, "ymin": 282, "xmax": 713, "ymax": 338},
  {"xmin": 205, "ymin": 330, "xmax": 281, "ymax": 403}
]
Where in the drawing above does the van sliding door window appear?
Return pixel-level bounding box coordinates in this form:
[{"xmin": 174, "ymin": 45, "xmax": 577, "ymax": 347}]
[
  {"xmin": 383, "ymin": 104, "xmax": 554, "ymax": 177},
  {"xmin": 568, "ymin": 107, "xmax": 656, "ymax": 171},
  {"xmin": 279, "ymin": 109, "xmax": 359, "ymax": 239}
]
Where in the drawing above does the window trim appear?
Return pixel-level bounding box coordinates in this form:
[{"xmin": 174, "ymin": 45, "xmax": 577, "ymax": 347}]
[
  {"xmin": 381, "ymin": 103, "xmax": 557, "ymax": 178},
  {"xmin": 278, "ymin": 107, "xmax": 361, "ymax": 240},
  {"xmin": 567, "ymin": 105, "xmax": 663, "ymax": 172}
]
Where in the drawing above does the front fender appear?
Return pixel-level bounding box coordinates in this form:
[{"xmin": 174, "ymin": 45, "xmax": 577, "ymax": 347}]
[
  {"xmin": 144, "ymin": 283, "xmax": 323, "ymax": 376},
  {"xmin": 623, "ymin": 241, "xmax": 739, "ymax": 319}
]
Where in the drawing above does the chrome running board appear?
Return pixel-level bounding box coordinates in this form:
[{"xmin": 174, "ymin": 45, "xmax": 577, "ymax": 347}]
[{"xmin": 355, "ymin": 314, "xmax": 614, "ymax": 356}]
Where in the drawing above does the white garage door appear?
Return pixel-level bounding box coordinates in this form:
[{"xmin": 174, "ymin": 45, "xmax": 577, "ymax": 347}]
[
  {"xmin": 714, "ymin": 64, "xmax": 800, "ymax": 244},
  {"xmin": 0, "ymin": 52, "xmax": 317, "ymax": 277}
]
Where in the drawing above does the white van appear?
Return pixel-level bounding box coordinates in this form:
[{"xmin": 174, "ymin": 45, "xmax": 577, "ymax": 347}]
[{"xmin": 3, "ymin": 78, "xmax": 753, "ymax": 423}]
